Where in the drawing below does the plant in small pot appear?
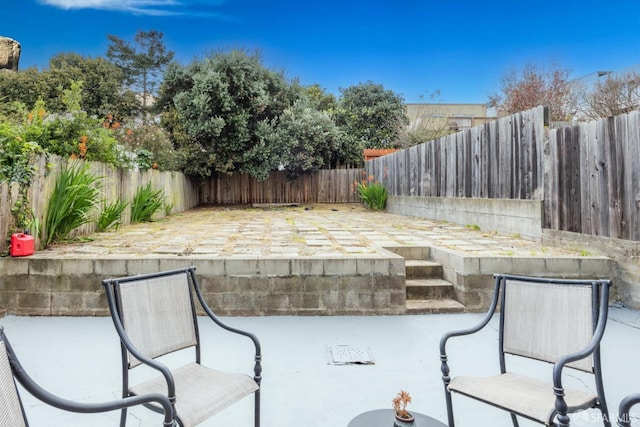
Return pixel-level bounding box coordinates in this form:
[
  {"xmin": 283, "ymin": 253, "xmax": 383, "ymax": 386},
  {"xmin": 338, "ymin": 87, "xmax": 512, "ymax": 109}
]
[{"xmin": 392, "ymin": 390, "xmax": 414, "ymax": 426}]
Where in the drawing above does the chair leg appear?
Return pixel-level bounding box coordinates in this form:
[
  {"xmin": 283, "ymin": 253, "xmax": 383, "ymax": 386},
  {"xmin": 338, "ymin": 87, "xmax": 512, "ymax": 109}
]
[
  {"xmin": 444, "ymin": 387, "xmax": 455, "ymax": 427},
  {"xmin": 255, "ymin": 389, "xmax": 260, "ymax": 427},
  {"xmin": 600, "ymin": 407, "xmax": 612, "ymax": 427},
  {"xmin": 510, "ymin": 413, "xmax": 519, "ymax": 427},
  {"xmin": 556, "ymin": 413, "xmax": 570, "ymax": 427},
  {"xmin": 119, "ymin": 407, "xmax": 127, "ymax": 427}
]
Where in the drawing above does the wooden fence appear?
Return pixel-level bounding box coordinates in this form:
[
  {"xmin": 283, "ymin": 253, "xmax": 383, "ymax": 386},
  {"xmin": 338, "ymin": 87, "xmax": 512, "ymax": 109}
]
[
  {"xmin": 366, "ymin": 106, "xmax": 640, "ymax": 242},
  {"xmin": 199, "ymin": 168, "xmax": 363, "ymax": 205},
  {"xmin": 545, "ymin": 111, "xmax": 640, "ymax": 240},
  {"xmin": 366, "ymin": 106, "xmax": 546, "ymax": 200}
]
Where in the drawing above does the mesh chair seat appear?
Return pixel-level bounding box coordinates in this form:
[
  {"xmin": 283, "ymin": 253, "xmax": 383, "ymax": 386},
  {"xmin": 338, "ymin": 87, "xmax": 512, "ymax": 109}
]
[
  {"xmin": 131, "ymin": 363, "xmax": 258, "ymax": 427},
  {"xmin": 449, "ymin": 372, "xmax": 598, "ymax": 423}
]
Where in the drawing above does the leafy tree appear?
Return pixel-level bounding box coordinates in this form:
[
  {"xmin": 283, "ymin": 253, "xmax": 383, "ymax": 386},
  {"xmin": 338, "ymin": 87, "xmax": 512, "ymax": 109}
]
[
  {"xmin": 576, "ymin": 71, "xmax": 640, "ymax": 120},
  {"xmin": 106, "ymin": 30, "xmax": 175, "ymax": 108},
  {"xmin": 488, "ymin": 62, "xmax": 576, "ymax": 121},
  {"xmin": 272, "ymin": 100, "xmax": 345, "ymax": 180},
  {"xmin": 0, "ymin": 54, "xmax": 137, "ymax": 119},
  {"xmin": 158, "ymin": 49, "xmax": 295, "ymax": 180},
  {"xmin": 48, "ymin": 52, "xmax": 139, "ymax": 118},
  {"xmin": 334, "ymin": 81, "xmax": 408, "ymax": 149},
  {"xmin": 0, "ymin": 67, "xmax": 57, "ymax": 116},
  {"xmin": 305, "ymin": 83, "xmax": 337, "ymax": 112}
]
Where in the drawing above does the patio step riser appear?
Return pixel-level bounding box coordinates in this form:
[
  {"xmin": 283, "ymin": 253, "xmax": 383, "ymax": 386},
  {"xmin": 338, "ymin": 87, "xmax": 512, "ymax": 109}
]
[
  {"xmin": 404, "ymin": 258, "xmax": 464, "ymax": 314},
  {"xmin": 406, "ymin": 299, "xmax": 466, "ymax": 314},
  {"xmin": 406, "ymin": 279, "xmax": 455, "ymax": 300},
  {"xmin": 405, "ymin": 260, "xmax": 443, "ymax": 280}
]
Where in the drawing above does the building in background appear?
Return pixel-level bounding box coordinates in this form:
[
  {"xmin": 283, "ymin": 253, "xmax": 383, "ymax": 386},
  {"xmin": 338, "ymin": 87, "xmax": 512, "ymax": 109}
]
[{"xmin": 405, "ymin": 103, "xmax": 495, "ymax": 134}]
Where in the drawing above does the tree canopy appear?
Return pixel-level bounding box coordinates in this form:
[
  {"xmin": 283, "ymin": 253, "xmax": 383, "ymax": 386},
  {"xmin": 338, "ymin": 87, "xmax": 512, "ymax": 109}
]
[
  {"xmin": 158, "ymin": 50, "xmax": 297, "ymax": 180},
  {"xmin": 334, "ymin": 81, "xmax": 408, "ymax": 149},
  {"xmin": 488, "ymin": 63, "xmax": 575, "ymax": 121},
  {"xmin": 576, "ymin": 71, "xmax": 640, "ymax": 120},
  {"xmin": 107, "ymin": 30, "xmax": 174, "ymax": 108}
]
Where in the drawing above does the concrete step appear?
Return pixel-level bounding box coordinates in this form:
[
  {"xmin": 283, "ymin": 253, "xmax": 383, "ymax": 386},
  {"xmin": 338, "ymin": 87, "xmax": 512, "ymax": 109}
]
[
  {"xmin": 385, "ymin": 246, "xmax": 431, "ymax": 260},
  {"xmin": 405, "ymin": 260, "xmax": 443, "ymax": 279},
  {"xmin": 406, "ymin": 299, "xmax": 466, "ymax": 314},
  {"xmin": 406, "ymin": 279, "xmax": 455, "ymax": 300}
]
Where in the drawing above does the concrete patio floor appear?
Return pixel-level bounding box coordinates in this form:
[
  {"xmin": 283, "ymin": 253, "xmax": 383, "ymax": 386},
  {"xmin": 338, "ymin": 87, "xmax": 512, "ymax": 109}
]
[{"xmin": 3, "ymin": 306, "xmax": 640, "ymax": 426}]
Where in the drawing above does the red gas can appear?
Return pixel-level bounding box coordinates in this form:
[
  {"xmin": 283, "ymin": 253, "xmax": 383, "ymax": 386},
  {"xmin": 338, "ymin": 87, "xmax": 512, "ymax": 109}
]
[{"xmin": 10, "ymin": 233, "xmax": 35, "ymax": 257}]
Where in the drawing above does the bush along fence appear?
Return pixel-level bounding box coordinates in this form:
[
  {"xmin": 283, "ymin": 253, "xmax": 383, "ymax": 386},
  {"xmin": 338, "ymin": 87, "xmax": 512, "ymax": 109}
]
[{"xmin": 366, "ymin": 106, "xmax": 640, "ymax": 243}]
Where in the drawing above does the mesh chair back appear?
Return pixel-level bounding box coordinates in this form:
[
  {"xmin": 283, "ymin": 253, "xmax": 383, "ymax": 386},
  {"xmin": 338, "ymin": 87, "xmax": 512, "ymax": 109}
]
[
  {"xmin": 117, "ymin": 272, "xmax": 198, "ymax": 368},
  {"xmin": 0, "ymin": 342, "xmax": 27, "ymax": 427},
  {"xmin": 502, "ymin": 278, "xmax": 594, "ymax": 372}
]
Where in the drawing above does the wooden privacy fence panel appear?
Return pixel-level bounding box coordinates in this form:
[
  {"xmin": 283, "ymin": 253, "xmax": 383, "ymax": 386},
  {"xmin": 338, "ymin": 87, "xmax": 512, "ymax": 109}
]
[
  {"xmin": 545, "ymin": 111, "xmax": 640, "ymax": 240},
  {"xmin": 366, "ymin": 106, "xmax": 546, "ymax": 201},
  {"xmin": 0, "ymin": 155, "xmax": 200, "ymax": 253},
  {"xmin": 199, "ymin": 169, "xmax": 363, "ymax": 205}
]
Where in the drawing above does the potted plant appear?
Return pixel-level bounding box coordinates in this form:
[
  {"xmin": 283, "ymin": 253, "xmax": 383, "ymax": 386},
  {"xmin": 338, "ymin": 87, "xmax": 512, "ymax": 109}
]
[{"xmin": 392, "ymin": 390, "xmax": 415, "ymax": 426}]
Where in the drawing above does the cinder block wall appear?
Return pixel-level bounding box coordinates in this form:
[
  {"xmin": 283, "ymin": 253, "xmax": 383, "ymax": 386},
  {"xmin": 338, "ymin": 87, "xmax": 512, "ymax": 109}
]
[
  {"xmin": 429, "ymin": 245, "xmax": 614, "ymax": 311},
  {"xmin": 0, "ymin": 256, "xmax": 407, "ymax": 316},
  {"xmin": 387, "ymin": 196, "xmax": 543, "ymax": 240}
]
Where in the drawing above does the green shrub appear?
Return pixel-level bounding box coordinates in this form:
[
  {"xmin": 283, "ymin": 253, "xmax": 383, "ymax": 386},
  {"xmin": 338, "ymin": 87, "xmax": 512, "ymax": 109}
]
[
  {"xmin": 97, "ymin": 199, "xmax": 128, "ymax": 232},
  {"xmin": 135, "ymin": 148, "xmax": 154, "ymax": 171},
  {"xmin": 356, "ymin": 177, "xmax": 388, "ymax": 210},
  {"xmin": 43, "ymin": 162, "xmax": 101, "ymax": 246},
  {"xmin": 130, "ymin": 182, "xmax": 165, "ymax": 223}
]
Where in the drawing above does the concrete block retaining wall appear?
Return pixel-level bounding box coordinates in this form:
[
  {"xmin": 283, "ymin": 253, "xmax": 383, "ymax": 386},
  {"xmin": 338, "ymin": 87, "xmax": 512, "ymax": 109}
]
[
  {"xmin": 427, "ymin": 246, "xmax": 615, "ymax": 311},
  {"xmin": 387, "ymin": 196, "xmax": 543, "ymax": 240},
  {"xmin": 0, "ymin": 256, "xmax": 407, "ymax": 316},
  {"xmin": 543, "ymin": 230, "xmax": 640, "ymax": 309}
]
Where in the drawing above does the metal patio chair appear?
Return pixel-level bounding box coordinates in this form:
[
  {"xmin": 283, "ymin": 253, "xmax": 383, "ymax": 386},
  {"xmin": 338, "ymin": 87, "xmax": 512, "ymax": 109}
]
[
  {"xmin": 618, "ymin": 393, "xmax": 640, "ymax": 426},
  {"xmin": 0, "ymin": 327, "xmax": 175, "ymax": 426},
  {"xmin": 102, "ymin": 266, "xmax": 261, "ymax": 427},
  {"xmin": 440, "ymin": 274, "xmax": 612, "ymax": 427}
]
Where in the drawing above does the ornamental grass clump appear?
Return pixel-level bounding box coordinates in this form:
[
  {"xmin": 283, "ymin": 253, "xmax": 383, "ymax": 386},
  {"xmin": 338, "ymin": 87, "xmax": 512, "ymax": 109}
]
[
  {"xmin": 130, "ymin": 182, "xmax": 165, "ymax": 223},
  {"xmin": 43, "ymin": 162, "xmax": 101, "ymax": 247},
  {"xmin": 355, "ymin": 174, "xmax": 388, "ymax": 210},
  {"xmin": 97, "ymin": 198, "xmax": 128, "ymax": 232}
]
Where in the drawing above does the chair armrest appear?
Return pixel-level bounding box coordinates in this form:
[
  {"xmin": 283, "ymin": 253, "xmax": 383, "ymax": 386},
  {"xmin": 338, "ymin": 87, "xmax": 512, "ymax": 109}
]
[
  {"xmin": 551, "ymin": 282, "xmax": 610, "ymax": 422},
  {"xmin": 191, "ymin": 272, "xmax": 262, "ymax": 357},
  {"xmin": 440, "ymin": 275, "xmax": 501, "ymax": 360},
  {"xmin": 618, "ymin": 393, "xmax": 640, "ymax": 427},
  {"xmin": 193, "ymin": 284, "xmax": 263, "ymax": 382}
]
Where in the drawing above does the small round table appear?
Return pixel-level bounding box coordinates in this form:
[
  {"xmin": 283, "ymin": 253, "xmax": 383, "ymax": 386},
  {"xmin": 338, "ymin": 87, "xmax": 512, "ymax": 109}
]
[{"xmin": 347, "ymin": 409, "xmax": 447, "ymax": 427}]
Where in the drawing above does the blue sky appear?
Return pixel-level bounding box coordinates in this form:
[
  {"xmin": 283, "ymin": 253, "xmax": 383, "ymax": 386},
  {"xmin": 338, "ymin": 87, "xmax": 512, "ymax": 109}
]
[{"xmin": 2, "ymin": 0, "xmax": 639, "ymax": 104}]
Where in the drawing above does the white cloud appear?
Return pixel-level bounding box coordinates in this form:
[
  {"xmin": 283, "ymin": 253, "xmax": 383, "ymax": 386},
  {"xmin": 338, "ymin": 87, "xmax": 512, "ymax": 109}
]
[{"xmin": 38, "ymin": 0, "xmax": 226, "ymax": 17}]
